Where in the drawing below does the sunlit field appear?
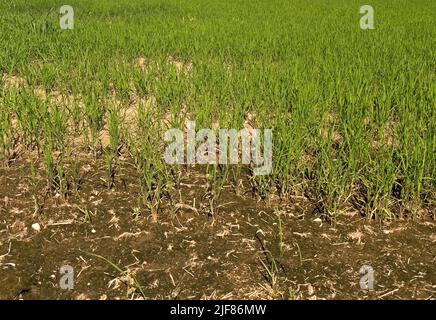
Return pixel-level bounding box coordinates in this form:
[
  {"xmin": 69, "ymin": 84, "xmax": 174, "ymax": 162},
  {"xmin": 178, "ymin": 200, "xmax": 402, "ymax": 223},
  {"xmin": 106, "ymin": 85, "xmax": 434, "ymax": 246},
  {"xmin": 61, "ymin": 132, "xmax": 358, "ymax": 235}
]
[{"xmin": 0, "ymin": 0, "xmax": 434, "ymax": 300}]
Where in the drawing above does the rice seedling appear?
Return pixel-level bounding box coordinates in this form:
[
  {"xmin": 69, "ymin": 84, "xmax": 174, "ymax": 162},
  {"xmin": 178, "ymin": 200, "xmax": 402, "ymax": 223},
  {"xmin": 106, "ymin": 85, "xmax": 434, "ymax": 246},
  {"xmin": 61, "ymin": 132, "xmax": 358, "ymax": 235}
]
[
  {"xmin": 294, "ymin": 241, "xmax": 303, "ymax": 267},
  {"xmin": 69, "ymin": 158, "xmax": 83, "ymax": 195},
  {"xmin": 83, "ymin": 89, "xmax": 106, "ymax": 155},
  {"xmin": 84, "ymin": 251, "xmax": 146, "ymax": 299},
  {"xmin": 77, "ymin": 206, "xmax": 94, "ymax": 224},
  {"xmin": 128, "ymin": 101, "xmax": 170, "ymax": 221},
  {"xmin": 259, "ymin": 255, "xmax": 280, "ymax": 296},
  {"xmin": 101, "ymin": 103, "xmax": 122, "ymax": 189},
  {"xmin": 204, "ymin": 164, "xmax": 229, "ymax": 216},
  {"xmin": 0, "ymin": 0, "xmax": 433, "ymax": 220},
  {"xmin": 275, "ymin": 209, "xmax": 285, "ymax": 258},
  {"xmin": 0, "ymin": 0, "xmax": 434, "ymax": 301}
]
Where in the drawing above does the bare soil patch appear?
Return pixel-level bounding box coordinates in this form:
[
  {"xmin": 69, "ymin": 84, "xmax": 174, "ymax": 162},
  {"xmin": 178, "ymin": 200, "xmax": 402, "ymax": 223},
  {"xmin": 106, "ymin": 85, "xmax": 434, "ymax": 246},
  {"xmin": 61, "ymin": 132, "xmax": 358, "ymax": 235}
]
[{"xmin": 0, "ymin": 159, "xmax": 434, "ymax": 300}]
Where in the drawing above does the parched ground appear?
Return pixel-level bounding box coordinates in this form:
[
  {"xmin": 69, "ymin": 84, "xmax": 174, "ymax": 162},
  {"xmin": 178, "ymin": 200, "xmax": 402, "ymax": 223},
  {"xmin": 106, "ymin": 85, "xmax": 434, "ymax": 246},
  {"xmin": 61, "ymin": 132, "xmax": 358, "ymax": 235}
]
[{"xmin": 0, "ymin": 158, "xmax": 435, "ymax": 300}]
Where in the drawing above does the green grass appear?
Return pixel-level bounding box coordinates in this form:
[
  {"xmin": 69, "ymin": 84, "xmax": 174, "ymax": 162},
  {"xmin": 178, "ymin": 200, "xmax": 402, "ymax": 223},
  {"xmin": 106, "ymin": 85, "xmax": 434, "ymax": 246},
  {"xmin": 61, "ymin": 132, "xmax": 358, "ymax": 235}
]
[{"xmin": 0, "ymin": 0, "xmax": 434, "ymax": 219}]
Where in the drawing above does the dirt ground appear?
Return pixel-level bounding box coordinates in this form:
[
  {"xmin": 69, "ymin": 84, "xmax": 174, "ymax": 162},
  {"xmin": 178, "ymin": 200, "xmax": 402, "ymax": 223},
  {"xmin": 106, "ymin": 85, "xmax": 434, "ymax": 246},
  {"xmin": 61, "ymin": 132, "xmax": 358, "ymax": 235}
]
[{"xmin": 0, "ymin": 157, "xmax": 434, "ymax": 300}]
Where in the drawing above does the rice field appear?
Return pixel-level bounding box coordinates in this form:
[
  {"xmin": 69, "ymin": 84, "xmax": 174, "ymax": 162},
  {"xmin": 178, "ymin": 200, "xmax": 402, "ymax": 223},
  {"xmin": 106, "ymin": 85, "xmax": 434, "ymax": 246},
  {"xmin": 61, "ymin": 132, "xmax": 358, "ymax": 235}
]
[{"xmin": 0, "ymin": 0, "xmax": 434, "ymax": 300}]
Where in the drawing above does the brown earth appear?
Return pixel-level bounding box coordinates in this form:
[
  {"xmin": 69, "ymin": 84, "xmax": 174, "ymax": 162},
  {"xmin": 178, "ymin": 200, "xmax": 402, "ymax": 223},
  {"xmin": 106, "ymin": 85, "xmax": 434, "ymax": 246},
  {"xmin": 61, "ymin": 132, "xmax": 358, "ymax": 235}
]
[{"xmin": 0, "ymin": 157, "xmax": 434, "ymax": 300}]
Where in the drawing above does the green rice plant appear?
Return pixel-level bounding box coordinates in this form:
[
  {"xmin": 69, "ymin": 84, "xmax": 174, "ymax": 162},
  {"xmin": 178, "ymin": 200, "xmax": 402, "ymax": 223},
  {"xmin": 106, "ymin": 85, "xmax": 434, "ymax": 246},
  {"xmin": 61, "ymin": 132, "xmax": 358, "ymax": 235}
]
[
  {"xmin": 204, "ymin": 163, "xmax": 230, "ymax": 216},
  {"xmin": 275, "ymin": 209, "xmax": 285, "ymax": 258},
  {"xmin": 83, "ymin": 89, "xmax": 106, "ymax": 154},
  {"xmin": 69, "ymin": 96, "xmax": 84, "ymax": 135},
  {"xmin": 312, "ymin": 139, "xmax": 348, "ymax": 217},
  {"xmin": 259, "ymin": 255, "xmax": 280, "ymax": 296},
  {"xmin": 70, "ymin": 157, "xmax": 83, "ymax": 196},
  {"xmin": 77, "ymin": 206, "xmax": 94, "ymax": 224},
  {"xmin": 0, "ymin": 96, "xmax": 14, "ymax": 161},
  {"xmin": 103, "ymin": 152, "xmax": 116, "ymax": 190},
  {"xmin": 12, "ymin": 89, "xmax": 48, "ymax": 152},
  {"xmin": 102, "ymin": 103, "xmax": 122, "ymax": 189},
  {"xmin": 205, "ymin": 164, "xmax": 227, "ymax": 199},
  {"xmin": 42, "ymin": 141, "xmax": 55, "ymax": 191},
  {"xmin": 42, "ymin": 144, "xmax": 70, "ymax": 196},
  {"xmin": 55, "ymin": 160, "xmax": 70, "ymax": 198},
  {"xmin": 358, "ymin": 148, "xmax": 398, "ymax": 220},
  {"xmin": 294, "ymin": 241, "xmax": 303, "ymax": 267},
  {"xmin": 84, "ymin": 251, "xmax": 146, "ymax": 299},
  {"xmin": 0, "ymin": 0, "xmax": 433, "ymax": 220},
  {"xmin": 128, "ymin": 101, "xmax": 170, "ymax": 221},
  {"xmin": 43, "ymin": 103, "xmax": 69, "ymax": 153},
  {"xmin": 107, "ymin": 103, "xmax": 122, "ymax": 156},
  {"xmin": 229, "ymin": 164, "xmax": 244, "ymax": 195}
]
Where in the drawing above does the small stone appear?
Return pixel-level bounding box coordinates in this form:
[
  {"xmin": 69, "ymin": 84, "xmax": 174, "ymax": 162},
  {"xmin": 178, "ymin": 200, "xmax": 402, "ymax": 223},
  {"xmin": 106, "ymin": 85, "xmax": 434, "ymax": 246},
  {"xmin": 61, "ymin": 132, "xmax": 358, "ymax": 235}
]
[
  {"xmin": 308, "ymin": 284, "xmax": 315, "ymax": 296},
  {"xmin": 31, "ymin": 223, "xmax": 41, "ymax": 232},
  {"xmin": 91, "ymin": 229, "xmax": 96, "ymax": 234}
]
